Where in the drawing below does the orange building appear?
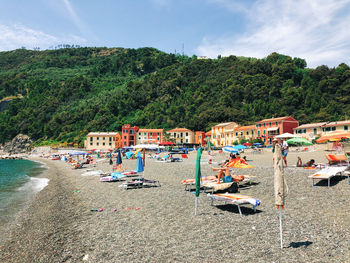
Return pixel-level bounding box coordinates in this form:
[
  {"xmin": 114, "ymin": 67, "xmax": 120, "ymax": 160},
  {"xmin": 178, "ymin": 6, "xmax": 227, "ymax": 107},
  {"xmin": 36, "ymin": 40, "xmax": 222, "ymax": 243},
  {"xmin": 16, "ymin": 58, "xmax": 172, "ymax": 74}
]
[
  {"xmin": 204, "ymin": 131, "xmax": 212, "ymax": 146},
  {"xmin": 137, "ymin": 129, "xmax": 164, "ymax": 144},
  {"xmin": 121, "ymin": 124, "xmax": 139, "ymax": 147},
  {"xmin": 255, "ymin": 116, "xmax": 299, "ymax": 144},
  {"xmin": 195, "ymin": 131, "xmax": 206, "ymax": 146}
]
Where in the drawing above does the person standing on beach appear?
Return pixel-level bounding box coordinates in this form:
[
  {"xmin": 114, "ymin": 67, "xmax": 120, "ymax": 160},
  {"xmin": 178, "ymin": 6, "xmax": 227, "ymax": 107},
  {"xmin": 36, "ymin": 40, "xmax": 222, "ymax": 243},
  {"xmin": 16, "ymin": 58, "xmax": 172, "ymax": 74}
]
[{"xmin": 281, "ymin": 139, "xmax": 289, "ymax": 167}]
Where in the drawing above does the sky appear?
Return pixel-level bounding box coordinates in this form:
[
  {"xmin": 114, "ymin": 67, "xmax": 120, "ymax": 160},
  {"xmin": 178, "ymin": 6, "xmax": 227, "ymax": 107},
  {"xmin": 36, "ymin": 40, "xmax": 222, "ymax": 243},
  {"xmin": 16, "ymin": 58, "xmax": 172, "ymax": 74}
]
[{"xmin": 0, "ymin": 0, "xmax": 350, "ymax": 68}]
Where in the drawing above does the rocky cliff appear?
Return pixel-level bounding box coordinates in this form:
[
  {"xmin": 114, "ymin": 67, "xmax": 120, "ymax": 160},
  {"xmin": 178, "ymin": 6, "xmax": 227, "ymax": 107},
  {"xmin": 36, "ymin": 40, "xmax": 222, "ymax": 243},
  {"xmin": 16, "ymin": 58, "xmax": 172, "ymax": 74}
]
[{"xmin": 1, "ymin": 134, "xmax": 33, "ymax": 154}]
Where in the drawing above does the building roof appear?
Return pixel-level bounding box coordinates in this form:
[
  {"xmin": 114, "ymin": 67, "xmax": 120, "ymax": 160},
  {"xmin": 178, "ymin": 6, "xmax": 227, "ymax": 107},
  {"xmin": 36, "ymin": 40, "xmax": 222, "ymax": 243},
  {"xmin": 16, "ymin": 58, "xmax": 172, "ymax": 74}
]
[
  {"xmin": 212, "ymin": 122, "xmax": 237, "ymax": 128},
  {"xmin": 138, "ymin": 128, "xmax": 164, "ymax": 133},
  {"xmin": 294, "ymin": 122, "xmax": 328, "ymax": 129},
  {"xmin": 234, "ymin": 125, "xmax": 256, "ymax": 131},
  {"xmin": 87, "ymin": 132, "xmax": 119, "ymax": 136},
  {"xmin": 257, "ymin": 116, "xmax": 297, "ymax": 123},
  {"xmin": 323, "ymin": 120, "xmax": 350, "ymax": 127},
  {"xmin": 166, "ymin": 128, "xmax": 193, "ymax": 132}
]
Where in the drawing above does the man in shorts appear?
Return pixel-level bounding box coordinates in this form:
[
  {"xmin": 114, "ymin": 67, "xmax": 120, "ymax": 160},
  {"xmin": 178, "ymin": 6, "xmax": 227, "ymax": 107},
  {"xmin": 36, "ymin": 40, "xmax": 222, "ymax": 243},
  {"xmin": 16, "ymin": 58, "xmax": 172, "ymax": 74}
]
[{"xmin": 281, "ymin": 139, "xmax": 289, "ymax": 167}]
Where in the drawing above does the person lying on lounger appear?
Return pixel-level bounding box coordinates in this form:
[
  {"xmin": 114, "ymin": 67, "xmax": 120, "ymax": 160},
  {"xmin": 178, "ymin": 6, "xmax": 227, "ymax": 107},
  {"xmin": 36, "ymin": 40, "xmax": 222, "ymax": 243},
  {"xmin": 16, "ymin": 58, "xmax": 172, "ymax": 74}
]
[
  {"xmin": 296, "ymin": 157, "xmax": 316, "ymax": 167},
  {"xmin": 210, "ymin": 166, "xmax": 245, "ymax": 184}
]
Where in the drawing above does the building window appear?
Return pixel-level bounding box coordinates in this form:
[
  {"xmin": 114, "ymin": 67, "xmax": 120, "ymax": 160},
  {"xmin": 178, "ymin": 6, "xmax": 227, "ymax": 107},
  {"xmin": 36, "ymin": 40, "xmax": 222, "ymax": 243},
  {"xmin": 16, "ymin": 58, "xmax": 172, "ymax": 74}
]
[
  {"xmin": 139, "ymin": 132, "xmax": 141, "ymax": 135},
  {"xmin": 90, "ymin": 137, "xmax": 93, "ymax": 141},
  {"xmin": 269, "ymin": 122, "xmax": 272, "ymax": 126},
  {"xmin": 144, "ymin": 132, "xmax": 146, "ymax": 135},
  {"xmin": 236, "ymin": 132, "xmax": 238, "ymax": 136},
  {"xmin": 345, "ymin": 125, "xmax": 348, "ymax": 130},
  {"xmin": 124, "ymin": 142, "xmax": 126, "ymax": 145},
  {"xmin": 157, "ymin": 137, "xmax": 159, "ymax": 140},
  {"xmin": 186, "ymin": 132, "xmax": 188, "ymax": 136},
  {"xmin": 157, "ymin": 133, "xmax": 160, "ymax": 135},
  {"xmin": 124, "ymin": 136, "xmax": 126, "ymax": 139},
  {"xmin": 97, "ymin": 137, "xmax": 99, "ymax": 140},
  {"xmin": 263, "ymin": 130, "xmax": 266, "ymax": 134},
  {"xmin": 186, "ymin": 139, "xmax": 188, "ymax": 142},
  {"xmin": 275, "ymin": 122, "xmax": 278, "ymax": 125},
  {"xmin": 263, "ymin": 123, "xmax": 266, "ymax": 127},
  {"xmin": 246, "ymin": 131, "xmax": 249, "ymax": 135},
  {"xmin": 97, "ymin": 142, "xmax": 99, "ymax": 146},
  {"xmin": 109, "ymin": 143, "xmax": 112, "ymax": 146},
  {"xmin": 109, "ymin": 137, "xmax": 112, "ymax": 141},
  {"xmin": 314, "ymin": 128, "xmax": 317, "ymax": 134},
  {"xmin": 90, "ymin": 143, "xmax": 93, "ymax": 146},
  {"xmin": 181, "ymin": 139, "xmax": 183, "ymax": 143},
  {"xmin": 139, "ymin": 137, "xmax": 141, "ymax": 140},
  {"xmin": 103, "ymin": 137, "xmax": 105, "ymax": 140},
  {"xmin": 103, "ymin": 142, "xmax": 105, "ymax": 146},
  {"xmin": 130, "ymin": 130, "xmax": 134, "ymax": 134},
  {"xmin": 332, "ymin": 126, "xmax": 336, "ymax": 131},
  {"xmin": 258, "ymin": 131, "xmax": 260, "ymax": 136},
  {"xmin": 181, "ymin": 132, "xmax": 183, "ymax": 137},
  {"xmin": 113, "ymin": 138, "xmax": 115, "ymax": 141}
]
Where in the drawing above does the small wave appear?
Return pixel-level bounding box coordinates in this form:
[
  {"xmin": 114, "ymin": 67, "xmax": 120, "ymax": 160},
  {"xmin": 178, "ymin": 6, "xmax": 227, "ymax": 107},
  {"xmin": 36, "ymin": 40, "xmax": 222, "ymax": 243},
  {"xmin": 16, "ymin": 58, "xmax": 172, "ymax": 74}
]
[{"xmin": 17, "ymin": 177, "xmax": 49, "ymax": 193}]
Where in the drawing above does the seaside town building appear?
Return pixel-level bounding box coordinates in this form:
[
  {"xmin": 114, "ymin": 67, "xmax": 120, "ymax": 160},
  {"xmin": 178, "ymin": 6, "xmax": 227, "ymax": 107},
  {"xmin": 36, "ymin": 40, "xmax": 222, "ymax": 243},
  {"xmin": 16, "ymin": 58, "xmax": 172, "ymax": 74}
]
[
  {"xmin": 211, "ymin": 122, "xmax": 239, "ymax": 146},
  {"xmin": 234, "ymin": 125, "xmax": 256, "ymax": 143},
  {"xmin": 166, "ymin": 128, "xmax": 195, "ymax": 144},
  {"xmin": 84, "ymin": 132, "xmax": 121, "ymax": 150},
  {"xmin": 121, "ymin": 124, "xmax": 139, "ymax": 147},
  {"xmin": 294, "ymin": 120, "xmax": 350, "ymax": 140},
  {"xmin": 204, "ymin": 131, "xmax": 212, "ymax": 146},
  {"xmin": 136, "ymin": 128, "xmax": 164, "ymax": 144},
  {"xmin": 195, "ymin": 131, "xmax": 206, "ymax": 146},
  {"xmin": 255, "ymin": 116, "xmax": 299, "ymax": 144}
]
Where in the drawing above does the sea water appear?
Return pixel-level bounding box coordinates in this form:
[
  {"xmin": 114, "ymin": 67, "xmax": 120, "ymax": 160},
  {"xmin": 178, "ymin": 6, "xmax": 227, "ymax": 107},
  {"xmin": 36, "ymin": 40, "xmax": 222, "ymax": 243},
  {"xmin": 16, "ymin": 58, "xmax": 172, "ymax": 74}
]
[{"xmin": 0, "ymin": 159, "xmax": 48, "ymax": 227}]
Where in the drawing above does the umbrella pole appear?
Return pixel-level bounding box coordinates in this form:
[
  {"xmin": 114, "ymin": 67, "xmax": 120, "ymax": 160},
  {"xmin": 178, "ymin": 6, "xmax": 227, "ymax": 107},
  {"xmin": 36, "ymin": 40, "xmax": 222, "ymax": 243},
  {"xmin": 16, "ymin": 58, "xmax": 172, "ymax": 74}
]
[
  {"xmin": 279, "ymin": 206, "xmax": 283, "ymax": 249},
  {"xmin": 194, "ymin": 197, "xmax": 198, "ymax": 216}
]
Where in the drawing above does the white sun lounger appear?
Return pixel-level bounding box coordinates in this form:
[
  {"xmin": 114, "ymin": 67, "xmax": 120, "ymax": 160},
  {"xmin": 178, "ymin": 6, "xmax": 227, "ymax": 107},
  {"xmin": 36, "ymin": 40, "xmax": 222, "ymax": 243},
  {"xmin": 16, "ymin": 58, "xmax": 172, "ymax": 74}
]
[
  {"xmin": 308, "ymin": 166, "xmax": 348, "ymax": 187},
  {"xmin": 208, "ymin": 193, "xmax": 261, "ymax": 216}
]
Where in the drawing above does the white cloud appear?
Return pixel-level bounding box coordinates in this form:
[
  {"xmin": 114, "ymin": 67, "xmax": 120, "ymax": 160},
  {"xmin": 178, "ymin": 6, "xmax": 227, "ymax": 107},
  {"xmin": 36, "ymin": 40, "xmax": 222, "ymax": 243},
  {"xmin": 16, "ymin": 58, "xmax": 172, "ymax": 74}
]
[
  {"xmin": 0, "ymin": 24, "xmax": 86, "ymax": 51},
  {"xmin": 198, "ymin": 0, "xmax": 350, "ymax": 67}
]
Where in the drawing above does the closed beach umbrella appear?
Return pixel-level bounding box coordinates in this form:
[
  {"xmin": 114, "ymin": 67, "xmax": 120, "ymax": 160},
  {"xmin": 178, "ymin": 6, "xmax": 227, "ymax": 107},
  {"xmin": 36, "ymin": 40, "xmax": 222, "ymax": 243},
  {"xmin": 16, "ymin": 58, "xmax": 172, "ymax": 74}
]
[
  {"xmin": 273, "ymin": 141, "xmax": 288, "ymax": 249},
  {"xmin": 194, "ymin": 148, "xmax": 203, "ymax": 215},
  {"xmin": 286, "ymin": 137, "xmax": 312, "ymax": 146},
  {"xmin": 136, "ymin": 152, "xmax": 144, "ymax": 173},
  {"xmin": 116, "ymin": 150, "xmax": 122, "ymax": 165}
]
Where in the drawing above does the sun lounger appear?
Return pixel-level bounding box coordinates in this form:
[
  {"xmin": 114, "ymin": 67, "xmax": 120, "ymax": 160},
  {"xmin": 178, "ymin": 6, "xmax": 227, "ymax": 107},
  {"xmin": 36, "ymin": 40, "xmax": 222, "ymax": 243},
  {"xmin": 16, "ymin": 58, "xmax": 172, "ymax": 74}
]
[
  {"xmin": 208, "ymin": 193, "xmax": 261, "ymax": 216},
  {"xmin": 308, "ymin": 166, "xmax": 348, "ymax": 187},
  {"xmin": 325, "ymin": 154, "xmax": 349, "ymax": 165},
  {"xmin": 203, "ymin": 182, "xmax": 234, "ymax": 194},
  {"xmin": 100, "ymin": 172, "xmax": 126, "ymax": 182},
  {"xmin": 119, "ymin": 178, "xmax": 160, "ymax": 190},
  {"xmin": 181, "ymin": 176, "xmax": 217, "ymax": 191}
]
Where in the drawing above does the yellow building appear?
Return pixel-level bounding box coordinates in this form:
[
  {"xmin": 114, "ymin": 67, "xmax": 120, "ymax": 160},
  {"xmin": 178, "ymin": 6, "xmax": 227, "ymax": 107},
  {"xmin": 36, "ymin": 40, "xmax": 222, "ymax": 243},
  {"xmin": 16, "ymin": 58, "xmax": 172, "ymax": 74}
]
[
  {"xmin": 294, "ymin": 121, "xmax": 350, "ymax": 140},
  {"xmin": 84, "ymin": 132, "xmax": 121, "ymax": 150},
  {"xmin": 211, "ymin": 122, "xmax": 239, "ymax": 146},
  {"xmin": 234, "ymin": 125, "xmax": 256, "ymax": 142},
  {"xmin": 166, "ymin": 128, "xmax": 195, "ymax": 144}
]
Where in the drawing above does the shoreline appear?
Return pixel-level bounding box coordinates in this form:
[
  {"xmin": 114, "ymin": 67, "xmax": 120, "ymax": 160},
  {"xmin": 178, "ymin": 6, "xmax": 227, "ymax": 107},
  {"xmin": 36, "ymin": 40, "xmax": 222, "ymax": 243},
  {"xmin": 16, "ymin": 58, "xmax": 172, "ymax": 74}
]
[{"xmin": 0, "ymin": 150, "xmax": 349, "ymax": 262}]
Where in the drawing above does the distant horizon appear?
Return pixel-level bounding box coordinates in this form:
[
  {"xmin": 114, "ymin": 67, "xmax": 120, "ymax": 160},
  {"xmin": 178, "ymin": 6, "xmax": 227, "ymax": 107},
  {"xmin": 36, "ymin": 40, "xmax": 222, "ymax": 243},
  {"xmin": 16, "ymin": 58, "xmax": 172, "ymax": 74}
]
[{"xmin": 1, "ymin": 0, "xmax": 350, "ymax": 68}]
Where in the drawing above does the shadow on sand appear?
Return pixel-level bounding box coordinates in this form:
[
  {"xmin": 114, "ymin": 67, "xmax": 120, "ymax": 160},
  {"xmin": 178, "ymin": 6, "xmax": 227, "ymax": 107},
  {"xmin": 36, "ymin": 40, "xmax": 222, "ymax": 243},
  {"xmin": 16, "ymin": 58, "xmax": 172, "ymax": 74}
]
[{"xmin": 287, "ymin": 241, "xmax": 313, "ymax": 248}]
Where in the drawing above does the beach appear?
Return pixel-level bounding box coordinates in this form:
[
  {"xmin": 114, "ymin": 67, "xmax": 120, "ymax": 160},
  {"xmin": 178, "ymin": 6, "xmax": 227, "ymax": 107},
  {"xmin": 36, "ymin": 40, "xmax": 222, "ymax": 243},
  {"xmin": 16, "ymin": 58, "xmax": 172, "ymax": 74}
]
[{"xmin": 1, "ymin": 148, "xmax": 350, "ymax": 262}]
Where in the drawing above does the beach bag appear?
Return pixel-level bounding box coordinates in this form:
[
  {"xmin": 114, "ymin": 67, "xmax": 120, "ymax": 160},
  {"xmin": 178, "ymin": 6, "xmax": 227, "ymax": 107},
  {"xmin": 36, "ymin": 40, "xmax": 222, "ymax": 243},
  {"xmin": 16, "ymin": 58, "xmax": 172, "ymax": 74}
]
[{"xmin": 227, "ymin": 182, "xmax": 239, "ymax": 193}]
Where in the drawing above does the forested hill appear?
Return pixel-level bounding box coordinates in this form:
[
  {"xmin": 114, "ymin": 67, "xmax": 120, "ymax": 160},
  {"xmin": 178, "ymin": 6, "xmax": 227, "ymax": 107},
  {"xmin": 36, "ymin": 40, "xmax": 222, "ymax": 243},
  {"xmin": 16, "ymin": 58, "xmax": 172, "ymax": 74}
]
[{"xmin": 0, "ymin": 47, "xmax": 349, "ymax": 145}]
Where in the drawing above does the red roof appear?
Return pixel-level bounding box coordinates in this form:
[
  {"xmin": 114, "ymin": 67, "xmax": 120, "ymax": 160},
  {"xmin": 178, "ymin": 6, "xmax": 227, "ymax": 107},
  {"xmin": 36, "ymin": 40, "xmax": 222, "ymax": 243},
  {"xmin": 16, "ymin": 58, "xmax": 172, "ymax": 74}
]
[
  {"xmin": 234, "ymin": 125, "xmax": 256, "ymax": 131},
  {"xmin": 257, "ymin": 116, "xmax": 297, "ymax": 123}
]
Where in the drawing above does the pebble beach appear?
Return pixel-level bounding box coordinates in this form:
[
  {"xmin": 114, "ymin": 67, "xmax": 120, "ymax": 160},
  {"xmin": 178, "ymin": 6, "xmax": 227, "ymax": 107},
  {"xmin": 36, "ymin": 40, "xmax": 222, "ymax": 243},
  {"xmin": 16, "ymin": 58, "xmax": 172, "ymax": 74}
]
[{"xmin": 1, "ymin": 147, "xmax": 350, "ymax": 263}]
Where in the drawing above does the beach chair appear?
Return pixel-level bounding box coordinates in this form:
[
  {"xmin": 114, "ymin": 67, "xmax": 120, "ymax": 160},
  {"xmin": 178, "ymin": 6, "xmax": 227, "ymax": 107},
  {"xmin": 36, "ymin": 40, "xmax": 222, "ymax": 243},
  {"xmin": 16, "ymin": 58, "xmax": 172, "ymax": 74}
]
[
  {"xmin": 308, "ymin": 166, "xmax": 348, "ymax": 187},
  {"xmin": 208, "ymin": 193, "xmax": 261, "ymax": 216},
  {"xmin": 119, "ymin": 178, "xmax": 160, "ymax": 190},
  {"xmin": 181, "ymin": 175, "xmax": 217, "ymax": 191},
  {"xmin": 325, "ymin": 154, "xmax": 348, "ymax": 165},
  {"xmin": 203, "ymin": 182, "xmax": 234, "ymax": 194}
]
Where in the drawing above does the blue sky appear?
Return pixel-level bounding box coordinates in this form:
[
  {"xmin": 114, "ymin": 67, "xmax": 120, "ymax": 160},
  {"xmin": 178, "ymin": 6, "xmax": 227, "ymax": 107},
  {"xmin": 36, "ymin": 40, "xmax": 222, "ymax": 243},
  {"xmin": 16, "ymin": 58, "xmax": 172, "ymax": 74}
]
[{"xmin": 1, "ymin": 0, "xmax": 350, "ymax": 68}]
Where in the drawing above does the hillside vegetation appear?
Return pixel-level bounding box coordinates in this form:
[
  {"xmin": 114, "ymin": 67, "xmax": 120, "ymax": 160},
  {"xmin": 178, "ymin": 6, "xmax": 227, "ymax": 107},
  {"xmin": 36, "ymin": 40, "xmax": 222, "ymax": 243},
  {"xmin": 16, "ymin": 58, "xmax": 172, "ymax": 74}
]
[{"xmin": 0, "ymin": 47, "xmax": 349, "ymax": 145}]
